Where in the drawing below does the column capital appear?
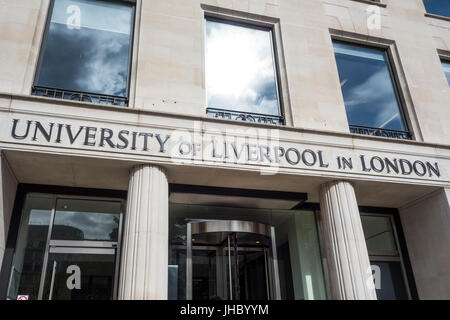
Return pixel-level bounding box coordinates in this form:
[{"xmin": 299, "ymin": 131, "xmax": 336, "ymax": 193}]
[{"xmin": 129, "ymin": 163, "xmax": 167, "ymax": 177}]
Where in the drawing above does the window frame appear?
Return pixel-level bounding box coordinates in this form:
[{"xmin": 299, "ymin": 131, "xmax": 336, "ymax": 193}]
[
  {"xmin": 350, "ymin": 0, "xmax": 386, "ymax": 8},
  {"xmin": 32, "ymin": 0, "xmax": 136, "ymax": 107},
  {"xmin": 442, "ymin": 59, "xmax": 450, "ymax": 86},
  {"xmin": 330, "ymin": 34, "xmax": 414, "ymax": 140},
  {"xmin": 203, "ymin": 15, "xmax": 286, "ymax": 126},
  {"xmin": 359, "ymin": 208, "xmax": 417, "ymax": 300},
  {"xmin": 439, "ymin": 53, "xmax": 450, "ymax": 87}
]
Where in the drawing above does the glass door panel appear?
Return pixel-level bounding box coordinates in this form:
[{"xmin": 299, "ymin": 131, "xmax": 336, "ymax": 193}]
[
  {"xmin": 42, "ymin": 249, "xmax": 116, "ymax": 300},
  {"xmin": 238, "ymin": 249, "xmax": 269, "ymax": 300},
  {"xmin": 7, "ymin": 194, "xmax": 124, "ymax": 300},
  {"xmin": 192, "ymin": 249, "xmax": 218, "ymax": 300}
]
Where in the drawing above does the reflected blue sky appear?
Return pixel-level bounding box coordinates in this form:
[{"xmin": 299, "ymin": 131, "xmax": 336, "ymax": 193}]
[
  {"xmin": 206, "ymin": 20, "xmax": 280, "ymax": 116},
  {"xmin": 333, "ymin": 41, "xmax": 406, "ymax": 131},
  {"xmin": 37, "ymin": 0, "xmax": 133, "ymax": 97},
  {"xmin": 442, "ymin": 60, "xmax": 450, "ymax": 86},
  {"xmin": 423, "ymin": 0, "xmax": 450, "ymax": 17}
]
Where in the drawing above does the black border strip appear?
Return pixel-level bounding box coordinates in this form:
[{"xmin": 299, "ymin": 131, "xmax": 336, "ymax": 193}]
[
  {"xmin": 169, "ymin": 184, "xmax": 308, "ymax": 203},
  {"xmin": 0, "ymin": 184, "xmax": 127, "ymax": 300},
  {"xmin": 390, "ymin": 210, "xmax": 419, "ymax": 300}
]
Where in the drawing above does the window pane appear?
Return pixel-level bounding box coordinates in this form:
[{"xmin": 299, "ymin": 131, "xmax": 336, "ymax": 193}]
[
  {"xmin": 371, "ymin": 261, "xmax": 409, "ymax": 300},
  {"xmin": 206, "ymin": 19, "xmax": 280, "ymax": 116},
  {"xmin": 333, "ymin": 41, "xmax": 406, "ymax": 132},
  {"xmin": 361, "ymin": 215, "xmax": 398, "ymax": 254},
  {"xmin": 7, "ymin": 193, "xmax": 53, "ymax": 300},
  {"xmin": 423, "ymin": 0, "xmax": 450, "ymax": 18},
  {"xmin": 41, "ymin": 253, "xmax": 115, "ymax": 300},
  {"xmin": 36, "ymin": 0, "xmax": 133, "ymax": 97},
  {"xmin": 442, "ymin": 60, "xmax": 450, "ymax": 86},
  {"xmin": 51, "ymin": 198, "xmax": 121, "ymax": 242}
]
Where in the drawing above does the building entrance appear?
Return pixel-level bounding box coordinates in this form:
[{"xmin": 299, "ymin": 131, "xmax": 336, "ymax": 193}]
[
  {"xmin": 186, "ymin": 220, "xmax": 281, "ymax": 300},
  {"xmin": 5, "ymin": 194, "xmax": 123, "ymax": 300}
]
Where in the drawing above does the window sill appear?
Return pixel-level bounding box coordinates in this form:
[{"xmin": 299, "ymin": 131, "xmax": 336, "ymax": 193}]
[
  {"xmin": 350, "ymin": 0, "xmax": 387, "ymax": 8},
  {"xmin": 424, "ymin": 13, "xmax": 450, "ymax": 23}
]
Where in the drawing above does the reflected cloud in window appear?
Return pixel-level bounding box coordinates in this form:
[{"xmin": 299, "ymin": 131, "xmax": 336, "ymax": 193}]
[
  {"xmin": 36, "ymin": 0, "xmax": 134, "ymax": 99},
  {"xmin": 206, "ymin": 19, "xmax": 280, "ymax": 116},
  {"xmin": 333, "ymin": 41, "xmax": 407, "ymax": 132},
  {"xmin": 51, "ymin": 199, "xmax": 121, "ymax": 242}
]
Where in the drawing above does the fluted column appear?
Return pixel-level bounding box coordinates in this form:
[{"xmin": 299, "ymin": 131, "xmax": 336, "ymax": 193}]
[
  {"xmin": 319, "ymin": 180, "xmax": 377, "ymax": 300},
  {"xmin": 119, "ymin": 165, "xmax": 169, "ymax": 300}
]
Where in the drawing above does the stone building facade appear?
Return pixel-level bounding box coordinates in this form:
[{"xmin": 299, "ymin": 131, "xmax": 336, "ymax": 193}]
[{"xmin": 0, "ymin": 0, "xmax": 449, "ymax": 300}]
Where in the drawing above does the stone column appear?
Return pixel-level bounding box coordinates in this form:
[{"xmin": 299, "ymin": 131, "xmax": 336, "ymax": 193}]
[
  {"xmin": 119, "ymin": 164, "xmax": 169, "ymax": 300},
  {"xmin": 319, "ymin": 180, "xmax": 377, "ymax": 300},
  {"xmin": 0, "ymin": 151, "xmax": 18, "ymax": 269}
]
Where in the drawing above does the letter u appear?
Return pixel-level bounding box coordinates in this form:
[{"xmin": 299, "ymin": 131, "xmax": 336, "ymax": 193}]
[{"xmin": 11, "ymin": 119, "xmax": 32, "ymax": 140}]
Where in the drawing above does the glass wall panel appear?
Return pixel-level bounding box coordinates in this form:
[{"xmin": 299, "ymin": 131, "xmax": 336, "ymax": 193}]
[
  {"xmin": 6, "ymin": 193, "xmax": 123, "ymax": 300},
  {"xmin": 6, "ymin": 194, "xmax": 53, "ymax": 300},
  {"xmin": 371, "ymin": 261, "xmax": 409, "ymax": 300},
  {"xmin": 35, "ymin": 0, "xmax": 134, "ymax": 102},
  {"xmin": 51, "ymin": 198, "xmax": 121, "ymax": 242},
  {"xmin": 442, "ymin": 60, "xmax": 450, "ymax": 86},
  {"xmin": 423, "ymin": 0, "xmax": 450, "ymax": 18},
  {"xmin": 361, "ymin": 215, "xmax": 398, "ymax": 254},
  {"xmin": 205, "ymin": 19, "xmax": 280, "ymax": 116},
  {"xmin": 361, "ymin": 214, "xmax": 410, "ymax": 300},
  {"xmin": 168, "ymin": 203, "xmax": 326, "ymax": 300},
  {"xmin": 41, "ymin": 252, "xmax": 116, "ymax": 300},
  {"xmin": 333, "ymin": 41, "xmax": 407, "ymax": 132}
]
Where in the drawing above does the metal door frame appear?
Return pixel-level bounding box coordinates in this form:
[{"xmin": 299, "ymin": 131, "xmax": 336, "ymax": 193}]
[
  {"xmin": 37, "ymin": 195, "xmax": 124, "ymax": 300},
  {"xmin": 186, "ymin": 220, "xmax": 281, "ymax": 300}
]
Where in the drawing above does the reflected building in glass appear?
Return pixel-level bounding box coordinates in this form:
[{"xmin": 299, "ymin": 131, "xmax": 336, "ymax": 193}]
[{"xmin": 0, "ymin": 0, "xmax": 449, "ymax": 302}]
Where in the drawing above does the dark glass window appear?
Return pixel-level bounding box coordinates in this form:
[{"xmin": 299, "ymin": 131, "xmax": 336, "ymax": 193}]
[
  {"xmin": 423, "ymin": 0, "xmax": 450, "ymax": 18},
  {"xmin": 33, "ymin": 0, "xmax": 134, "ymax": 106},
  {"xmin": 51, "ymin": 198, "xmax": 121, "ymax": 242},
  {"xmin": 6, "ymin": 193, "xmax": 123, "ymax": 300},
  {"xmin": 370, "ymin": 261, "xmax": 409, "ymax": 300},
  {"xmin": 361, "ymin": 214, "xmax": 410, "ymax": 300},
  {"xmin": 442, "ymin": 60, "xmax": 450, "ymax": 86},
  {"xmin": 6, "ymin": 194, "xmax": 53, "ymax": 300},
  {"xmin": 205, "ymin": 18, "xmax": 283, "ymax": 125},
  {"xmin": 333, "ymin": 41, "xmax": 410, "ymax": 140}
]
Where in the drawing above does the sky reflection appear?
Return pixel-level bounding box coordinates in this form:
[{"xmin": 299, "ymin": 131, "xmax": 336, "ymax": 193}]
[
  {"xmin": 333, "ymin": 41, "xmax": 406, "ymax": 131},
  {"xmin": 442, "ymin": 60, "xmax": 450, "ymax": 86},
  {"xmin": 37, "ymin": 0, "xmax": 133, "ymax": 97},
  {"xmin": 52, "ymin": 199, "xmax": 121, "ymax": 241},
  {"xmin": 423, "ymin": 0, "xmax": 450, "ymax": 18},
  {"xmin": 206, "ymin": 19, "xmax": 280, "ymax": 116}
]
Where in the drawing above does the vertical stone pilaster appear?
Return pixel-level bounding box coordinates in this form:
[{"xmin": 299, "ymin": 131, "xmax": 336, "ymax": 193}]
[
  {"xmin": 319, "ymin": 180, "xmax": 377, "ymax": 300},
  {"xmin": 0, "ymin": 151, "xmax": 18, "ymax": 269},
  {"xmin": 119, "ymin": 164, "xmax": 169, "ymax": 300}
]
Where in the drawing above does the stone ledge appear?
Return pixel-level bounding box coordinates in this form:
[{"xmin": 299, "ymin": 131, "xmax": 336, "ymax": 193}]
[
  {"xmin": 2, "ymin": 92, "xmax": 450, "ymax": 150},
  {"xmin": 350, "ymin": 0, "xmax": 387, "ymax": 8},
  {"xmin": 425, "ymin": 13, "xmax": 450, "ymax": 23}
]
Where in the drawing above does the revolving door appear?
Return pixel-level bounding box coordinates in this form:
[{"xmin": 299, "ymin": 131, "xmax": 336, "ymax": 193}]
[{"xmin": 186, "ymin": 220, "xmax": 281, "ymax": 300}]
